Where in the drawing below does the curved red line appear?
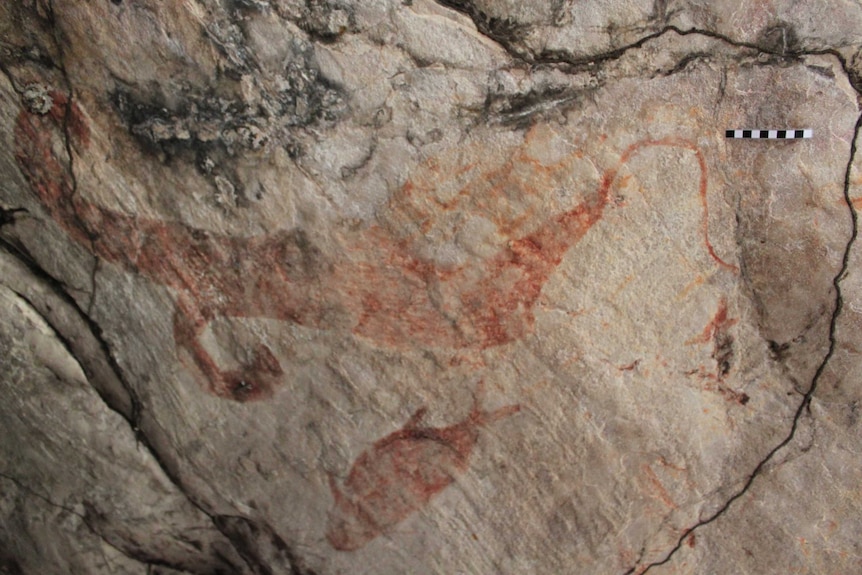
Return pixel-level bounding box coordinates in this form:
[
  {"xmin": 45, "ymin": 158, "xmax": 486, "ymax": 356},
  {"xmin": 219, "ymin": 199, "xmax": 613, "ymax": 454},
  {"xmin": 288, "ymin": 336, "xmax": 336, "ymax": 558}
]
[{"xmin": 608, "ymin": 137, "xmax": 738, "ymax": 274}]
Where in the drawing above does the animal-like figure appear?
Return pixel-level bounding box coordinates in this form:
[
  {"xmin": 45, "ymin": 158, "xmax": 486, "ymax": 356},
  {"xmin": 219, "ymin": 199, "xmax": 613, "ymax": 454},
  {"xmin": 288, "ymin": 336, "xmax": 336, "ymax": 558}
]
[
  {"xmin": 13, "ymin": 91, "xmax": 734, "ymax": 401},
  {"xmin": 326, "ymin": 381, "xmax": 520, "ymax": 551}
]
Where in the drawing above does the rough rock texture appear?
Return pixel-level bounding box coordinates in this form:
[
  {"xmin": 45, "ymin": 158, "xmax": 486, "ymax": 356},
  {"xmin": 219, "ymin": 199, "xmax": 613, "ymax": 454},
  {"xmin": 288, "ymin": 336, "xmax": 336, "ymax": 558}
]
[{"xmin": 1, "ymin": 1, "xmax": 861, "ymax": 573}]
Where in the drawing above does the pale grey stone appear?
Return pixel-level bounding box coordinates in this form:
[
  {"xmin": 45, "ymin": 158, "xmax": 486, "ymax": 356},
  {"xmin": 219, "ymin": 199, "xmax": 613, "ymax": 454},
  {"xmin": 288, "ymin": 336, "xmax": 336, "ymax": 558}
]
[{"xmin": 1, "ymin": 1, "xmax": 860, "ymax": 573}]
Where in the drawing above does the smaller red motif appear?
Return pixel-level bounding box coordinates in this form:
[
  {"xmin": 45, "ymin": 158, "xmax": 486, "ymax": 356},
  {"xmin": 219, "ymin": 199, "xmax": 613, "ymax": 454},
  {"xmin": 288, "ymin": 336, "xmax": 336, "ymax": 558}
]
[{"xmin": 326, "ymin": 381, "xmax": 520, "ymax": 551}]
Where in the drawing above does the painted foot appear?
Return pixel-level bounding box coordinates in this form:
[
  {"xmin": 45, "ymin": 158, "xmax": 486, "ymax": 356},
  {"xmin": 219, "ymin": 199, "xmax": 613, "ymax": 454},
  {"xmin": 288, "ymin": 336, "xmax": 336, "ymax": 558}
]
[{"xmin": 220, "ymin": 344, "xmax": 284, "ymax": 402}]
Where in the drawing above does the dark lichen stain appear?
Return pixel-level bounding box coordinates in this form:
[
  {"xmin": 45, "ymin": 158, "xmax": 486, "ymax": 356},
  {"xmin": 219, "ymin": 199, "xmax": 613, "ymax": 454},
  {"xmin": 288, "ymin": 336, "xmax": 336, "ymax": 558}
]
[
  {"xmin": 434, "ymin": 0, "xmax": 528, "ymax": 49},
  {"xmin": 768, "ymin": 339, "xmax": 791, "ymax": 361},
  {"xmin": 0, "ymin": 207, "xmax": 27, "ymax": 228},
  {"xmin": 17, "ymin": 98, "xmax": 734, "ymax": 402},
  {"xmin": 758, "ymin": 23, "xmax": 800, "ymax": 55},
  {"xmin": 485, "ymin": 86, "xmax": 580, "ymax": 127},
  {"xmin": 295, "ymin": 0, "xmax": 357, "ymax": 43},
  {"xmin": 713, "ymin": 329, "xmax": 734, "ymax": 378},
  {"xmin": 213, "ymin": 515, "xmax": 318, "ymax": 575}
]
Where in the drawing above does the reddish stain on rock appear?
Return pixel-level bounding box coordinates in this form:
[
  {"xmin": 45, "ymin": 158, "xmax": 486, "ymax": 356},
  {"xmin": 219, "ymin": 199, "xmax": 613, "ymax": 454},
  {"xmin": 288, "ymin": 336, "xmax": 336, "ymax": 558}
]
[
  {"xmin": 641, "ymin": 463, "xmax": 677, "ymax": 510},
  {"xmin": 686, "ymin": 297, "xmax": 748, "ymax": 404},
  {"xmin": 688, "ymin": 296, "xmax": 738, "ymax": 380},
  {"xmin": 14, "ymin": 92, "xmax": 91, "ymax": 246},
  {"xmin": 14, "ymin": 99, "xmax": 735, "ymax": 401},
  {"xmin": 49, "ymin": 91, "xmax": 91, "ymax": 147},
  {"xmin": 326, "ymin": 381, "xmax": 520, "ymax": 551},
  {"xmin": 707, "ymin": 298, "xmax": 737, "ymax": 380}
]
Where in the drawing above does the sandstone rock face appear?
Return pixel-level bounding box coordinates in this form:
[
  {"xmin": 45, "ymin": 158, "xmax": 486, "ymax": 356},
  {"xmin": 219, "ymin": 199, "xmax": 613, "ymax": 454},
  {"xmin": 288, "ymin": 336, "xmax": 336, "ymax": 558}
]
[{"xmin": 1, "ymin": 1, "xmax": 861, "ymax": 574}]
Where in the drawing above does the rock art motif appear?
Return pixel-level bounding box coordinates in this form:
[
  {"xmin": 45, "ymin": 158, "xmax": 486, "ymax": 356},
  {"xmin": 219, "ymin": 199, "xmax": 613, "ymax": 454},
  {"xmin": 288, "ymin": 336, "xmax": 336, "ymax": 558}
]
[
  {"xmin": 685, "ymin": 297, "xmax": 749, "ymax": 404},
  {"xmin": 14, "ymin": 91, "xmax": 737, "ymax": 401},
  {"xmin": 4, "ymin": 1, "xmax": 861, "ymax": 572},
  {"xmin": 326, "ymin": 381, "xmax": 520, "ymax": 551}
]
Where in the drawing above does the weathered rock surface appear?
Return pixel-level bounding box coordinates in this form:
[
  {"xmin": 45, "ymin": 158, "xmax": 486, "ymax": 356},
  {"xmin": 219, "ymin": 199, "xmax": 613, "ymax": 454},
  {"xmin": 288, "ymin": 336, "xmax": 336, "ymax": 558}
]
[{"xmin": 1, "ymin": 1, "xmax": 860, "ymax": 573}]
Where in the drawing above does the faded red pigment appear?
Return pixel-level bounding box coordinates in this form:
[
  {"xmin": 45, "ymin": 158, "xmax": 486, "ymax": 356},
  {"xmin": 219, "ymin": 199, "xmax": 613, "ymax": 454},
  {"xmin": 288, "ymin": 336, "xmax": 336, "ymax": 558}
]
[
  {"xmin": 685, "ymin": 297, "xmax": 748, "ymax": 405},
  {"xmin": 326, "ymin": 381, "xmax": 520, "ymax": 551},
  {"xmin": 14, "ymin": 95, "xmax": 736, "ymax": 401}
]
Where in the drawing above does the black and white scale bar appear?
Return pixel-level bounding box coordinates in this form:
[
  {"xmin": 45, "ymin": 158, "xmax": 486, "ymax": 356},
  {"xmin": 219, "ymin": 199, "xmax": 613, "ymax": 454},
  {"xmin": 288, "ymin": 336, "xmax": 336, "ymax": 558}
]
[{"xmin": 725, "ymin": 129, "xmax": 812, "ymax": 139}]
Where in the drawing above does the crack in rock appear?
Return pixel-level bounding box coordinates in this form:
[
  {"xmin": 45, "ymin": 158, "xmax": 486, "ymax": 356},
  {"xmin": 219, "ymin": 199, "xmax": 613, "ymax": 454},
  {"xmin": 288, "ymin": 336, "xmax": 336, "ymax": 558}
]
[
  {"xmin": 0, "ymin": 243, "xmax": 275, "ymax": 574},
  {"xmin": 430, "ymin": 9, "xmax": 862, "ymax": 132},
  {"xmin": 3, "ymin": 8, "xmax": 288, "ymax": 571},
  {"xmin": 0, "ymin": 470, "xmax": 197, "ymax": 574},
  {"xmin": 428, "ymin": 0, "xmax": 862, "ymax": 84},
  {"xmin": 0, "ymin": 206, "xmax": 28, "ymax": 229},
  {"xmin": 632, "ymin": 111, "xmax": 862, "ymax": 574},
  {"xmin": 4, "ymin": 3, "xmax": 861, "ymax": 572},
  {"xmin": 213, "ymin": 515, "xmax": 319, "ymax": 575}
]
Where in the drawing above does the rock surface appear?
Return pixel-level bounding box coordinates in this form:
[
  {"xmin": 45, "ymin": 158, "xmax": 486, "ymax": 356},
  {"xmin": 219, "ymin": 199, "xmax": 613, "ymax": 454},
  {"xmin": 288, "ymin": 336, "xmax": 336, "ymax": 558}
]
[{"xmin": 1, "ymin": 1, "xmax": 861, "ymax": 573}]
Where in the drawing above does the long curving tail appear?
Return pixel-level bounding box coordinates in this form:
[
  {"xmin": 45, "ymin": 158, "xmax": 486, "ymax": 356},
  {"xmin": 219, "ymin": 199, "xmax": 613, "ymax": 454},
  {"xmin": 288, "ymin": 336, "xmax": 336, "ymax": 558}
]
[
  {"xmin": 15, "ymin": 94, "xmax": 736, "ymax": 401},
  {"xmin": 598, "ymin": 137, "xmax": 738, "ymax": 273}
]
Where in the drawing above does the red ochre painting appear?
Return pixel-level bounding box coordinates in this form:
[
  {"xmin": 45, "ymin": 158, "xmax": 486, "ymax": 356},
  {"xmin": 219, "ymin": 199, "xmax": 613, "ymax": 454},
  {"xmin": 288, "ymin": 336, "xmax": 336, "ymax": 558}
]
[
  {"xmin": 14, "ymin": 91, "xmax": 739, "ymax": 552},
  {"xmin": 326, "ymin": 380, "xmax": 520, "ymax": 551},
  {"xmin": 14, "ymin": 92, "xmax": 736, "ymax": 402}
]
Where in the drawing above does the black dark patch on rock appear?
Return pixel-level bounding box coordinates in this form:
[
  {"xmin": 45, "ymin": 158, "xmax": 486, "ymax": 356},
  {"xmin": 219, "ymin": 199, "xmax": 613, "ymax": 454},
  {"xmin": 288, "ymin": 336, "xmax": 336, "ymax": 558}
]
[
  {"xmin": 109, "ymin": 37, "xmax": 342, "ymax": 165},
  {"xmin": 284, "ymin": 140, "xmax": 303, "ymax": 159},
  {"xmin": 806, "ymin": 64, "xmax": 835, "ymax": 79},
  {"xmin": 0, "ymin": 3, "xmax": 59, "ymax": 72},
  {"xmin": 485, "ymin": 85, "xmax": 585, "ymax": 128},
  {"xmin": 437, "ymin": 0, "xmax": 530, "ymax": 54},
  {"xmin": 213, "ymin": 515, "xmax": 318, "ymax": 575},
  {"xmin": 768, "ymin": 339, "xmax": 791, "ymax": 361},
  {"xmin": 206, "ymin": 17, "xmax": 255, "ymax": 74},
  {"xmin": 847, "ymin": 48, "xmax": 862, "ymax": 95},
  {"xmin": 848, "ymin": 400, "xmax": 859, "ymax": 427},
  {"xmin": 713, "ymin": 330, "xmax": 734, "ymax": 379},
  {"xmin": 270, "ymin": 38, "xmax": 346, "ymax": 125},
  {"xmin": 662, "ymin": 52, "xmax": 711, "ymax": 76},
  {"xmin": 297, "ymin": 0, "xmax": 357, "ymax": 43},
  {"xmin": 651, "ymin": 0, "xmax": 669, "ymax": 22},
  {"xmin": 274, "ymin": 228, "xmax": 328, "ymax": 280},
  {"xmin": 0, "ymin": 555, "xmax": 23, "ymax": 575},
  {"xmin": 112, "ymin": 88, "xmax": 245, "ymax": 161},
  {"xmin": 3, "ymin": 44, "xmax": 57, "ymax": 70},
  {"xmin": 758, "ymin": 22, "xmax": 800, "ymax": 55},
  {"xmin": 228, "ymin": 0, "xmax": 270, "ymax": 13},
  {"xmin": 0, "ymin": 207, "xmax": 27, "ymax": 229},
  {"xmin": 434, "ymin": 0, "xmax": 529, "ymax": 53},
  {"xmin": 476, "ymin": 13, "xmax": 526, "ymax": 44}
]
